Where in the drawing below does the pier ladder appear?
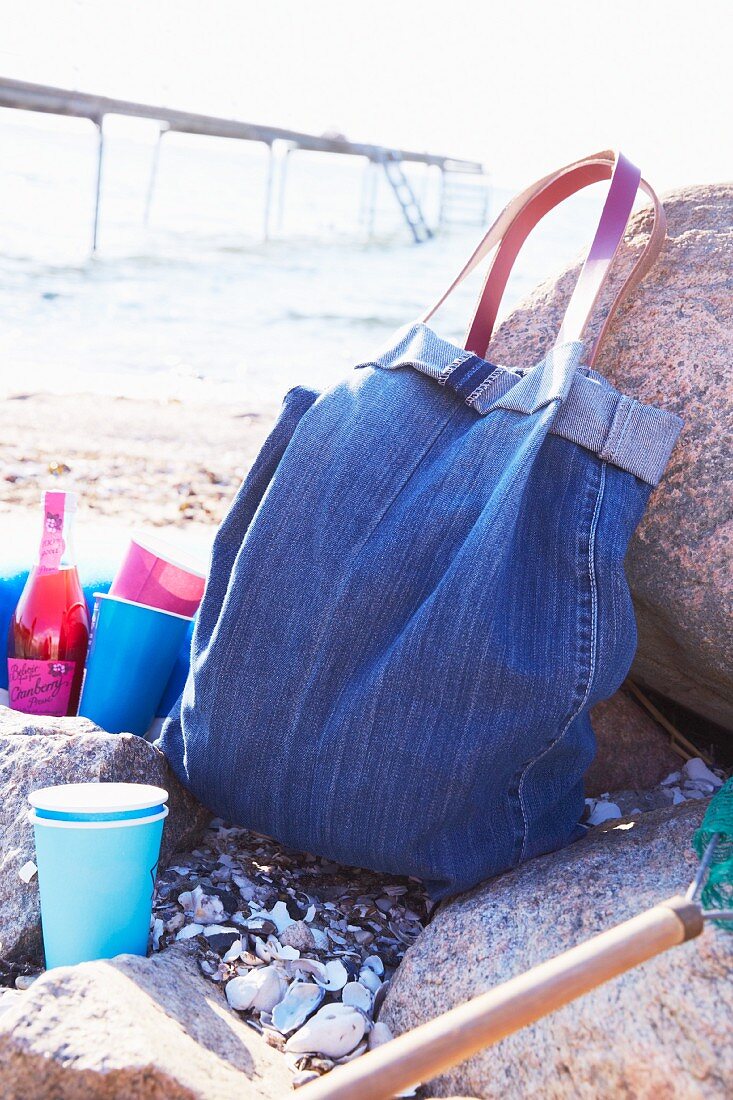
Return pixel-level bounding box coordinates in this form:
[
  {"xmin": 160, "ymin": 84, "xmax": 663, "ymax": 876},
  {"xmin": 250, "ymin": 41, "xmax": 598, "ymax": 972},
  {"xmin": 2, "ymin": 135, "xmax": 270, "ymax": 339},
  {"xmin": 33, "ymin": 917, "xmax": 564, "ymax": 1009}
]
[{"xmin": 379, "ymin": 152, "xmax": 433, "ymax": 243}]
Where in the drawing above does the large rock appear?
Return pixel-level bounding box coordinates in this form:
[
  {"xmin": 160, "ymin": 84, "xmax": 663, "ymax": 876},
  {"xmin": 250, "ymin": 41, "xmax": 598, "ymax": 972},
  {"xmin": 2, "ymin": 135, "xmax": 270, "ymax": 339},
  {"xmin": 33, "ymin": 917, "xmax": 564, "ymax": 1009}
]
[
  {"xmin": 586, "ymin": 687, "xmax": 681, "ymax": 796},
  {"xmin": 0, "ymin": 707, "xmax": 210, "ymax": 963},
  {"xmin": 488, "ymin": 185, "xmax": 733, "ymax": 731},
  {"xmin": 0, "ymin": 943, "xmax": 290, "ymax": 1098},
  {"xmin": 382, "ymin": 800, "xmax": 732, "ymax": 1097}
]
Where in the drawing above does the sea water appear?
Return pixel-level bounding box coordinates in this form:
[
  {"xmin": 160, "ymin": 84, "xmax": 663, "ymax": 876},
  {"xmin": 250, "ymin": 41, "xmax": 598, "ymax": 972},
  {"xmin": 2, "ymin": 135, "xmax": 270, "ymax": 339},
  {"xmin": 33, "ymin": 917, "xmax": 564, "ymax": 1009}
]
[{"xmin": 0, "ymin": 112, "xmax": 600, "ymax": 410}]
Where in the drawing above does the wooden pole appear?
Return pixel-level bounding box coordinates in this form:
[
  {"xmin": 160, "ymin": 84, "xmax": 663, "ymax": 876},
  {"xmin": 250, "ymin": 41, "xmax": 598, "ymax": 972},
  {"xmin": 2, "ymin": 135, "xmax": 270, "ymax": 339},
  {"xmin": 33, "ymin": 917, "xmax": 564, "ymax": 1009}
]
[{"xmin": 297, "ymin": 897, "xmax": 702, "ymax": 1100}]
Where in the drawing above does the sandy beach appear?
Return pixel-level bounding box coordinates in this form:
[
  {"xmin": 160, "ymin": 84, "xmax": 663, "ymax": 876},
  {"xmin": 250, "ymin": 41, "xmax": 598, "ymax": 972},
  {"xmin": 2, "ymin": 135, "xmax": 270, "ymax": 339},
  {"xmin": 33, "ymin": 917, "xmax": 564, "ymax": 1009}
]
[{"xmin": 0, "ymin": 390, "xmax": 279, "ymax": 529}]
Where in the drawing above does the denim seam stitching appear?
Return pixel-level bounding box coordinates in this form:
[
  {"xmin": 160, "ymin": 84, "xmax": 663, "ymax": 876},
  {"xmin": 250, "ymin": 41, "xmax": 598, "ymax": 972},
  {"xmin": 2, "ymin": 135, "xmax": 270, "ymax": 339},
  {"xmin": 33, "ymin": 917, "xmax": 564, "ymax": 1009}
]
[
  {"xmin": 599, "ymin": 395, "xmax": 634, "ymax": 463},
  {"xmin": 438, "ymin": 352, "xmax": 472, "ymax": 386},
  {"xmin": 516, "ymin": 459, "xmax": 606, "ymax": 861},
  {"xmin": 465, "ymin": 368, "xmax": 510, "ymax": 407}
]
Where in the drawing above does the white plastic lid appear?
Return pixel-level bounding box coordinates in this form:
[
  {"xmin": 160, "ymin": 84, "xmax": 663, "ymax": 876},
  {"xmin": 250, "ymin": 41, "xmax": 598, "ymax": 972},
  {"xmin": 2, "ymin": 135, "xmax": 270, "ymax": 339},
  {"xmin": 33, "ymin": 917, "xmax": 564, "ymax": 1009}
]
[{"xmin": 29, "ymin": 782, "xmax": 169, "ymax": 814}]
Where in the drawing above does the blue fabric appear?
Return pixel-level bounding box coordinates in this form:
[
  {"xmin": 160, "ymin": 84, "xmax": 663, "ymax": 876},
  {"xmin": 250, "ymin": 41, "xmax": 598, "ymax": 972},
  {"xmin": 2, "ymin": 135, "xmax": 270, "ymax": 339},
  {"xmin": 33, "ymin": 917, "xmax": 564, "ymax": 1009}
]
[
  {"xmin": 0, "ymin": 566, "xmax": 191, "ymax": 717},
  {"xmin": 158, "ymin": 325, "xmax": 676, "ymax": 898}
]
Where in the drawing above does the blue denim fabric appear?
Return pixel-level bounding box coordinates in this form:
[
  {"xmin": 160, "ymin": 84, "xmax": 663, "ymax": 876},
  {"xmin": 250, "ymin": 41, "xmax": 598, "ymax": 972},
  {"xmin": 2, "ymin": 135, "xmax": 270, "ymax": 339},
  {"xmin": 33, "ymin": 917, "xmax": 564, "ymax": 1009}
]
[{"xmin": 158, "ymin": 324, "xmax": 682, "ymax": 897}]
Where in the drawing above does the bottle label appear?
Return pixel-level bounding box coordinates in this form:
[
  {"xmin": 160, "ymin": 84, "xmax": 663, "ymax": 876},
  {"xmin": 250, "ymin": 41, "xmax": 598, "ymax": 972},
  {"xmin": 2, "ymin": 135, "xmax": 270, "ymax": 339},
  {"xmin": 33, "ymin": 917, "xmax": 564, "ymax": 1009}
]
[
  {"xmin": 8, "ymin": 658, "xmax": 76, "ymax": 717},
  {"xmin": 38, "ymin": 492, "xmax": 67, "ymax": 575}
]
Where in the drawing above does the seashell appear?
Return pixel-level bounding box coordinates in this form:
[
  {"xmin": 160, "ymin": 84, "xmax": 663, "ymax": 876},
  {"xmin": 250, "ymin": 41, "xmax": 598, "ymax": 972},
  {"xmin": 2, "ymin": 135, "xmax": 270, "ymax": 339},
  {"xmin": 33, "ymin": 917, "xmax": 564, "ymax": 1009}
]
[
  {"xmin": 152, "ymin": 917, "xmax": 165, "ymax": 951},
  {"xmin": 368, "ymin": 1021, "xmax": 394, "ymax": 1049},
  {"xmin": 311, "ymin": 927, "xmax": 330, "ymax": 951},
  {"xmin": 272, "ymin": 982, "xmax": 325, "ymax": 1034},
  {"xmin": 237, "ymin": 950, "xmax": 261, "ymax": 969},
  {"xmin": 586, "ymin": 800, "xmax": 622, "ymax": 826},
  {"xmin": 304, "ymin": 904, "xmax": 317, "ymax": 923},
  {"xmin": 275, "ymin": 944, "xmax": 301, "ymax": 961},
  {"xmin": 205, "ymin": 931, "xmax": 241, "ymax": 956},
  {"xmin": 226, "ymin": 965, "xmax": 288, "ymax": 1014},
  {"xmin": 178, "ymin": 885, "xmax": 227, "ymax": 925},
  {"xmin": 258, "ymin": 900, "xmax": 296, "ymax": 934},
  {"xmin": 334, "ymin": 1037, "xmax": 369, "ymax": 1064},
  {"xmin": 165, "ymin": 911, "xmax": 185, "ymax": 934},
  {"xmin": 372, "ymin": 980, "xmax": 390, "ymax": 1018},
  {"xmin": 341, "ymin": 981, "xmax": 372, "ymax": 1012},
  {"xmin": 315, "ymin": 959, "xmax": 348, "ymax": 991},
  {"xmin": 358, "ymin": 966, "xmax": 381, "ymax": 994},
  {"xmin": 255, "ymin": 934, "xmax": 283, "ymax": 963},
  {"xmin": 683, "ymin": 758, "xmax": 723, "ymax": 788},
  {"xmin": 222, "ymin": 938, "xmax": 243, "ymax": 963},
  {"xmin": 285, "ymin": 1003, "xmax": 367, "ymax": 1058},
  {"xmin": 244, "ymin": 916, "xmax": 277, "ymax": 938},
  {"xmin": 362, "ymin": 954, "xmax": 384, "ymax": 977},
  {"xmin": 289, "ymin": 957, "xmax": 328, "ymax": 984},
  {"xmin": 175, "ymin": 922, "xmax": 204, "ymax": 941}
]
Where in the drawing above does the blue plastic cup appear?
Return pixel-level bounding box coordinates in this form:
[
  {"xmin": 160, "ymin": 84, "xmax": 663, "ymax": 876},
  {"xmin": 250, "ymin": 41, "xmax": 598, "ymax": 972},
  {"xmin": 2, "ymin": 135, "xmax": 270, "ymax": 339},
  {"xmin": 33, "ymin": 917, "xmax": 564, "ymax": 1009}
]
[
  {"xmin": 78, "ymin": 592, "xmax": 192, "ymax": 735},
  {"xmin": 29, "ymin": 782, "xmax": 168, "ymax": 969}
]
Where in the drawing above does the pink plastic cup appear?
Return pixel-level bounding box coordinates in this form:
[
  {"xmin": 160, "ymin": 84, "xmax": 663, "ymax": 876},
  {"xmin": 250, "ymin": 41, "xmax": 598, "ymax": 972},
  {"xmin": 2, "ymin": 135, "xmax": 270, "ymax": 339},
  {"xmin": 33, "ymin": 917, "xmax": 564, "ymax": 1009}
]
[{"xmin": 109, "ymin": 533, "xmax": 206, "ymax": 618}]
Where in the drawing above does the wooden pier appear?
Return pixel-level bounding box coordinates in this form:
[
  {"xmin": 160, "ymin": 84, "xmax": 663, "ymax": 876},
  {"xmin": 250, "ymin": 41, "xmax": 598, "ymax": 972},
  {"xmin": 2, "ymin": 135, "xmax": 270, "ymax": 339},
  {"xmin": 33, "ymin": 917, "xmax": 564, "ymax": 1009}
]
[{"xmin": 0, "ymin": 77, "xmax": 487, "ymax": 250}]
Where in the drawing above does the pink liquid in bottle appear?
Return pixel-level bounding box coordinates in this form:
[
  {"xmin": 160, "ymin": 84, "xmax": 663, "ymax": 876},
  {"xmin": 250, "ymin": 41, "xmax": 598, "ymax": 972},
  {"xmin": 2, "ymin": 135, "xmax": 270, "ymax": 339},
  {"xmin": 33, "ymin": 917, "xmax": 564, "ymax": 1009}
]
[{"xmin": 7, "ymin": 491, "xmax": 90, "ymax": 717}]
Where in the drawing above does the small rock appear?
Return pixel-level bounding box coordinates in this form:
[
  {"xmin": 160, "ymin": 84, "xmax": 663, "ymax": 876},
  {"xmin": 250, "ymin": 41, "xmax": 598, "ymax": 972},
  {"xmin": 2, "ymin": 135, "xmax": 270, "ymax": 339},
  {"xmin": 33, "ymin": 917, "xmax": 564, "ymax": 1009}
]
[
  {"xmin": 368, "ymin": 1021, "xmax": 394, "ymax": 1050},
  {"xmin": 0, "ymin": 945, "xmax": 291, "ymax": 1096},
  {"xmin": 280, "ymin": 921, "xmax": 316, "ymax": 952}
]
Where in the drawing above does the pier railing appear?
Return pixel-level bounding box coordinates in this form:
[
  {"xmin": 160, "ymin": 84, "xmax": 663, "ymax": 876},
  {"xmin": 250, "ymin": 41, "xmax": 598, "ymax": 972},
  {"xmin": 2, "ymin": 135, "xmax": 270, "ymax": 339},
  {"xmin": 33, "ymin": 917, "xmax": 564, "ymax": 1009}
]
[{"xmin": 0, "ymin": 76, "xmax": 488, "ymax": 250}]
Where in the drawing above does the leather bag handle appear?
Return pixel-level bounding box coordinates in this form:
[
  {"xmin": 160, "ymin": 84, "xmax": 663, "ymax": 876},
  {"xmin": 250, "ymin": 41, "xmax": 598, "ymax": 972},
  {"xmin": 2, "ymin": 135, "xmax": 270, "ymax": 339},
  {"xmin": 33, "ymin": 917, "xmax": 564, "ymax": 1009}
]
[{"xmin": 421, "ymin": 150, "xmax": 666, "ymax": 366}]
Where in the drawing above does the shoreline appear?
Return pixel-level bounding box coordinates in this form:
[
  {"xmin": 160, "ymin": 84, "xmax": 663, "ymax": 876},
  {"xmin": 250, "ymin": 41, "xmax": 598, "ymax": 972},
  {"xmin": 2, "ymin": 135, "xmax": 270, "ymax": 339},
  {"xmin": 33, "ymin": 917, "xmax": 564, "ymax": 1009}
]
[{"xmin": 0, "ymin": 390, "xmax": 280, "ymax": 528}]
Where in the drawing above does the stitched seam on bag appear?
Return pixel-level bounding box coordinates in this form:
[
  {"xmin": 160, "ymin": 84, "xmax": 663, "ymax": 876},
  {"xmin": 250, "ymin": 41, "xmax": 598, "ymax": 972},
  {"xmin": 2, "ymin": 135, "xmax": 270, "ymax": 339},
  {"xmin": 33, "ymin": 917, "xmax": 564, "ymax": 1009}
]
[
  {"xmin": 599, "ymin": 395, "xmax": 634, "ymax": 463},
  {"xmin": 516, "ymin": 460, "xmax": 606, "ymax": 862},
  {"xmin": 438, "ymin": 353, "xmax": 472, "ymax": 386},
  {"xmin": 465, "ymin": 367, "xmax": 512, "ymax": 408}
]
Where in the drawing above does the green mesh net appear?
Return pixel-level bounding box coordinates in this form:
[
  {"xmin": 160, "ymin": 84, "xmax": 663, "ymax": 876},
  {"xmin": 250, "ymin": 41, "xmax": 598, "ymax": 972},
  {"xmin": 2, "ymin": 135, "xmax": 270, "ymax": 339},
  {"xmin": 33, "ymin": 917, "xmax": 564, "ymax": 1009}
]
[{"xmin": 692, "ymin": 776, "xmax": 733, "ymax": 924}]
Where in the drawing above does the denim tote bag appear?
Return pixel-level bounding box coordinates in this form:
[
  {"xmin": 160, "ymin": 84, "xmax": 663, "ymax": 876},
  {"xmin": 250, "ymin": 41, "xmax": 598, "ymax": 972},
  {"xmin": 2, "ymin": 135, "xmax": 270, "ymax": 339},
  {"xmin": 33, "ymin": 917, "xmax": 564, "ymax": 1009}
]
[{"xmin": 159, "ymin": 151, "xmax": 683, "ymax": 898}]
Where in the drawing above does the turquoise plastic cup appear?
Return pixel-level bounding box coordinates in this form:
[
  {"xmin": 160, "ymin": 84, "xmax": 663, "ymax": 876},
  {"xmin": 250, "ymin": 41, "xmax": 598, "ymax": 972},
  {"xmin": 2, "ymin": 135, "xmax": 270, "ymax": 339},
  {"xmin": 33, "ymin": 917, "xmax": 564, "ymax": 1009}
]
[
  {"xmin": 29, "ymin": 782, "xmax": 168, "ymax": 969},
  {"xmin": 78, "ymin": 592, "xmax": 192, "ymax": 735}
]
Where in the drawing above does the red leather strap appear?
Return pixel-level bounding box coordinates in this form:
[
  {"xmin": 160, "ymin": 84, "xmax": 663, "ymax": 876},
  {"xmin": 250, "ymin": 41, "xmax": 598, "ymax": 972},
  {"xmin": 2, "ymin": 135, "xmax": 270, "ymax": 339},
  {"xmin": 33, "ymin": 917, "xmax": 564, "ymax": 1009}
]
[{"xmin": 421, "ymin": 151, "xmax": 666, "ymax": 366}]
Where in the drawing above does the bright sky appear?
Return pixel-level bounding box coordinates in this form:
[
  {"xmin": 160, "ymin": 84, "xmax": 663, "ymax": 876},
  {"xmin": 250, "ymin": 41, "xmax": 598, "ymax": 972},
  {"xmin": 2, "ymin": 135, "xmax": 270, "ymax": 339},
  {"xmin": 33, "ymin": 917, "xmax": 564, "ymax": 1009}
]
[{"xmin": 2, "ymin": 0, "xmax": 731, "ymax": 190}]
